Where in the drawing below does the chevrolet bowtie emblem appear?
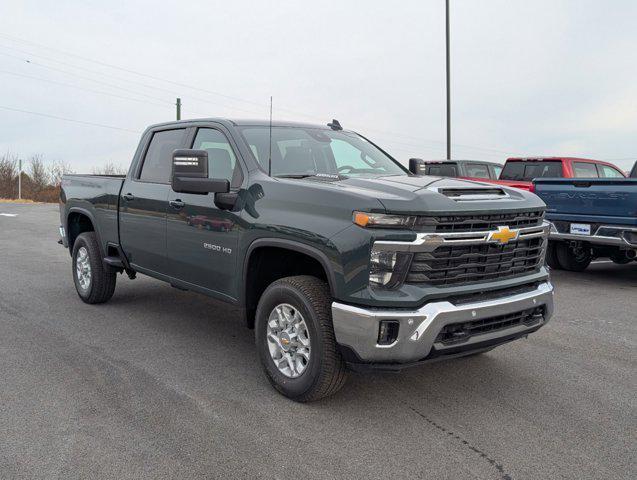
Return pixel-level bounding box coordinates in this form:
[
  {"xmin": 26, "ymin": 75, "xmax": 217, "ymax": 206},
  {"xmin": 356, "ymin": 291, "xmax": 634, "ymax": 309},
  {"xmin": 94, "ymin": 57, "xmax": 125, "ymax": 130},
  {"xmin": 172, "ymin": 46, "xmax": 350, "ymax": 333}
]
[{"xmin": 489, "ymin": 226, "xmax": 519, "ymax": 244}]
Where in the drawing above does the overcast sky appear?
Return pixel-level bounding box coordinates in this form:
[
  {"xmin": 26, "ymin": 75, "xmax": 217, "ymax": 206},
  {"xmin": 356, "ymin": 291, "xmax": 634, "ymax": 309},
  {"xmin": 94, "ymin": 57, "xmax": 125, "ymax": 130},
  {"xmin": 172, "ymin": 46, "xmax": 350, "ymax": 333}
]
[{"xmin": 1, "ymin": 0, "xmax": 636, "ymax": 173}]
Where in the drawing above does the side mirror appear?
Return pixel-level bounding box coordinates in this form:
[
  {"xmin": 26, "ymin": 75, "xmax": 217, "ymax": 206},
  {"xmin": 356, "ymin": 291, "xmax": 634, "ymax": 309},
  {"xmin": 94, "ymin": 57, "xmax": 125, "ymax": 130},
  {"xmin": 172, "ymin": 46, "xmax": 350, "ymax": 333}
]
[
  {"xmin": 409, "ymin": 158, "xmax": 425, "ymax": 175},
  {"xmin": 171, "ymin": 149, "xmax": 230, "ymax": 194}
]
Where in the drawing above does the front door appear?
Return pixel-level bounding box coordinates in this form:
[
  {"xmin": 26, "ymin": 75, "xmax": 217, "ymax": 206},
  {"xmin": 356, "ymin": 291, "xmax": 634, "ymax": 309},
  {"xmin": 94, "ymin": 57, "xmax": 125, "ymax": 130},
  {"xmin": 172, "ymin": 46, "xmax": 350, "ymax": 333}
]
[
  {"xmin": 119, "ymin": 128, "xmax": 187, "ymax": 274},
  {"xmin": 166, "ymin": 126, "xmax": 243, "ymax": 298}
]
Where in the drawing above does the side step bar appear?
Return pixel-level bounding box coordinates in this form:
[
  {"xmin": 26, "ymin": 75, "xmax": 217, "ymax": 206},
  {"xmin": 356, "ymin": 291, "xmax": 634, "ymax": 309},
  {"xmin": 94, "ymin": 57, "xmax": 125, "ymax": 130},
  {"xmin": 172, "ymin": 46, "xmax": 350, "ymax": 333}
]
[{"xmin": 103, "ymin": 256, "xmax": 125, "ymax": 269}]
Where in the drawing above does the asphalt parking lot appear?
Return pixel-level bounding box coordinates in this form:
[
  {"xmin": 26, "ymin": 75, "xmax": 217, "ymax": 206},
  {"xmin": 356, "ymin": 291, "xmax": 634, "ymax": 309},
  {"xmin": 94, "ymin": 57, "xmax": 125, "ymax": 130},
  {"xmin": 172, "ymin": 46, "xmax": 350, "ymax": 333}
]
[{"xmin": 0, "ymin": 202, "xmax": 635, "ymax": 480}]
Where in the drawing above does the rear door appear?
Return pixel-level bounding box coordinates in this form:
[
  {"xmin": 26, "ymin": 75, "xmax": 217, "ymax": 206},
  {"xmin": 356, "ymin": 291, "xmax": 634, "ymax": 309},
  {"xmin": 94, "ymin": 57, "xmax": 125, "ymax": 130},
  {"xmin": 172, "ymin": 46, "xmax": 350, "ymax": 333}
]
[
  {"xmin": 166, "ymin": 125, "xmax": 244, "ymax": 298},
  {"xmin": 464, "ymin": 163, "xmax": 491, "ymax": 180},
  {"xmin": 489, "ymin": 164, "xmax": 502, "ymax": 180},
  {"xmin": 425, "ymin": 163, "xmax": 458, "ymax": 177},
  {"xmin": 119, "ymin": 128, "xmax": 187, "ymax": 274},
  {"xmin": 572, "ymin": 161, "xmax": 599, "ymax": 178}
]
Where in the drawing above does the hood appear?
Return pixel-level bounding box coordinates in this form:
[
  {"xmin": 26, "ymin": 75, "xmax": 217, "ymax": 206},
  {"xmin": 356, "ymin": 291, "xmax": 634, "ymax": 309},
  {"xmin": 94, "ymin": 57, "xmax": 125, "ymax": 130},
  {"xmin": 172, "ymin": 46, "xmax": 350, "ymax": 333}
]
[{"xmin": 301, "ymin": 174, "xmax": 546, "ymax": 214}]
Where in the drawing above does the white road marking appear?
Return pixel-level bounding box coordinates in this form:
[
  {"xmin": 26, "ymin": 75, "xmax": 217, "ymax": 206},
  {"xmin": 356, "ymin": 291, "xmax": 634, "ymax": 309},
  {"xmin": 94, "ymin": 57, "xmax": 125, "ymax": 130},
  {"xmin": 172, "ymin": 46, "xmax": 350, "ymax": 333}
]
[{"xmin": 0, "ymin": 213, "xmax": 18, "ymax": 217}]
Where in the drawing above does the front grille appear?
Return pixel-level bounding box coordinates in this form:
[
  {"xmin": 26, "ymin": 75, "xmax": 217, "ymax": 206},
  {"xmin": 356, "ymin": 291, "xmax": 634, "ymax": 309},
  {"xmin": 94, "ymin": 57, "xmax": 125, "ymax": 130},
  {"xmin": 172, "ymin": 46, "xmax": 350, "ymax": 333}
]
[
  {"xmin": 414, "ymin": 210, "xmax": 544, "ymax": 233},
  {"xmin": 435, "ymin": 306, "xmax": 545, "ymax": 345},
  {"xmin": 406, "ymin": 237, "xmax": 544, "ymax": 287}
]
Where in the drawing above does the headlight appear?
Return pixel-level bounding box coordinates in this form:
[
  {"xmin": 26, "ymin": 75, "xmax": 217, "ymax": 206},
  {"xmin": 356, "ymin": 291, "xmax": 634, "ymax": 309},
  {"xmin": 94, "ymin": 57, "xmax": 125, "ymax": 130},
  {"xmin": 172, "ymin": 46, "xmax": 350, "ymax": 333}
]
[
  {"xmin": 353, "ymin": 211, "xmax": 415, "ymax": 229},
  {"xmin": 369, "ymin": 247, "xmax": 413, "ymax": 289}
]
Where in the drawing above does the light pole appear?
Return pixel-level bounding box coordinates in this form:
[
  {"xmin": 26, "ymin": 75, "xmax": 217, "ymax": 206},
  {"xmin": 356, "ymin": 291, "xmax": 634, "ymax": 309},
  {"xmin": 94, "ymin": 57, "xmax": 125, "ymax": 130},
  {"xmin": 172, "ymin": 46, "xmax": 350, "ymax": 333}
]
[
  {"xmin": 18, "ymin": 159, "xmax": 22, "ymax": 200},
  {"xmin": 446, "ymin": 0, "xmax": 451, "ymax": 160}
]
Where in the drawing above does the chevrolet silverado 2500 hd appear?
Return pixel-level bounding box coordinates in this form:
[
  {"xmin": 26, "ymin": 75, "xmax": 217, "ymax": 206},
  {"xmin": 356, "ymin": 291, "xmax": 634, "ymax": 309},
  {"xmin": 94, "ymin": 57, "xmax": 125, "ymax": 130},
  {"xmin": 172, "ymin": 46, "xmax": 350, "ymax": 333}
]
[{"xmin": 59, "ymin": 118, "xmax": 554, "ymax": 401}]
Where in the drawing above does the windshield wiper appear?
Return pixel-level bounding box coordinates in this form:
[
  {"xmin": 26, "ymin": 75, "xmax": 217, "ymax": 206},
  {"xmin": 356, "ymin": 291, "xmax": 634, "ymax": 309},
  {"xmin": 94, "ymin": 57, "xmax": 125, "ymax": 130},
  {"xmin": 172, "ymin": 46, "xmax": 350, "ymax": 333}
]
[{"xmin": 274, "ymin": 174, "xmax": 316, "ymax": 179}]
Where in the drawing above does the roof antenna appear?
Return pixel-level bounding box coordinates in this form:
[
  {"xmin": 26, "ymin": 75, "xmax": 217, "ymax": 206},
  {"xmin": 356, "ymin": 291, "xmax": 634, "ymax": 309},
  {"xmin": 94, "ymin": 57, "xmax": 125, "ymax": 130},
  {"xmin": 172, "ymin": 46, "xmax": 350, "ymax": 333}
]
[
  {"xmin": 268, "ymin": 96, "xmax": 273, "ymax": 176},
  {"xmin": 327, "ymin": 119, "xmax": 342, "ymax": 131}
]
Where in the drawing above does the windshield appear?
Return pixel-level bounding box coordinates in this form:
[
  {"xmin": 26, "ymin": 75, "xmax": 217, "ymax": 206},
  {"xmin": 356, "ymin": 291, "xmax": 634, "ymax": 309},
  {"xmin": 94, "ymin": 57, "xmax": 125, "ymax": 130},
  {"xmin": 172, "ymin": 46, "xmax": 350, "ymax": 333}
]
[
  {"xmin": 500, "ymin": 161, "xmax": 563, "ymax": 181},
  {"xmin": 239, "ymin": 126, "xmax": 407, "ymax": 178}
]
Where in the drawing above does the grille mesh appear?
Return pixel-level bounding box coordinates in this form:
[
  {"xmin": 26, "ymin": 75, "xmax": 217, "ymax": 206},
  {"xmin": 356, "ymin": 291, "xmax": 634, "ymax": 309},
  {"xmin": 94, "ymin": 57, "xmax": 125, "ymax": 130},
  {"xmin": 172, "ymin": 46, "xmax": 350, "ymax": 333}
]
[
  {"xmin": 414, "ymin": 210, "xmax": 544, "ymax": 233},
  {"xmin": 406, "ymin": 237, "xmax": 544, "ymax": 287},
  {"xmin": 435, "ymin": 306, "xmax": 545, "ymax": 345}
]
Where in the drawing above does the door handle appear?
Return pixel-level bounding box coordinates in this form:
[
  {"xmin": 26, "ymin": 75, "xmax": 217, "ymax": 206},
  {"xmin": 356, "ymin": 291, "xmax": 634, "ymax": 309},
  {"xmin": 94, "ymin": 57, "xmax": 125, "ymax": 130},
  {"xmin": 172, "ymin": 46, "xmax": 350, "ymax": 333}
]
[
  {"xmin": 169, "ymin": 200, "xmax": 185, "ymax": 209},
  {"xmin": 123, "ymin": 193, "xmax": 135, "ymax": 201}
]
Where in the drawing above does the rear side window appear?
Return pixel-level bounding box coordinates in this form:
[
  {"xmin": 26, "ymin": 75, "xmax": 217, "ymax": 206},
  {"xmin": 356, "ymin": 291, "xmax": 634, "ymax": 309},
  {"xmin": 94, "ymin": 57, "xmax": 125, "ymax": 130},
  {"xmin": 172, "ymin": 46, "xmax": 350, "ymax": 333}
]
[
  {"xmin": 491, "ymin": 165, "xmax": 503, "ymax": 179},
  {"xmin": 426, "ymin": 164, "xmax": 458, "ymax": 177},
  {"xmin": 465, "ymin": 163, "xmax": 490, "ymax": 179},
  {"xmin": 500, "ymin": 161, "xmax": 563, "ymax": 181},
  {"xmin": 597, "ymin": 164, "xmax": 624, "ymax": 178},
  {"xmin": 139, "ymin": 129, "xmax": 185, "ymax": 183},
  {"xmin": 573, "ymin": 162, "xmax": 599, "ymax": 178}
]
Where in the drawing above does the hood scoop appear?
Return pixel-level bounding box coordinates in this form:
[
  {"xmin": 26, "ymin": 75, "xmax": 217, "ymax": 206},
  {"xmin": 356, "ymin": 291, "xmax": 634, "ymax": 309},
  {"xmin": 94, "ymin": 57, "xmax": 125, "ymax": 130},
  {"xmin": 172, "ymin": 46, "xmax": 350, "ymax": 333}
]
[{"xmin": 434, "ymin": 187, "xmax": 508, "ymax": 201}]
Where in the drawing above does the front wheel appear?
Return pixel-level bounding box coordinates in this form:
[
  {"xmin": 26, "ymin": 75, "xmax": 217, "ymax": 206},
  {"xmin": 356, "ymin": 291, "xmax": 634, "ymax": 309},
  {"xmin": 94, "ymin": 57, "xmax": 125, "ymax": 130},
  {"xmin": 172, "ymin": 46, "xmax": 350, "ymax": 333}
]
[
  {"xmin": 72, "ymin": 232, "xmax": 116, "ymax": 304},
  {"xmin": 255, "ymin": 276, "xmax": 347, "ymax": 402}
]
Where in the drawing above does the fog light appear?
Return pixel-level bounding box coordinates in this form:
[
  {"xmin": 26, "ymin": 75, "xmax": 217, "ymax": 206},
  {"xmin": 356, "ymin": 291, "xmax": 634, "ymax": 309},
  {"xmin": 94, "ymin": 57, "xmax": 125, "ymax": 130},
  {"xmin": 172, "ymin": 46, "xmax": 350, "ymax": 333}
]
[{"xmin": 378, "ymin": 320, "xmax": 399, "ymax": 345}]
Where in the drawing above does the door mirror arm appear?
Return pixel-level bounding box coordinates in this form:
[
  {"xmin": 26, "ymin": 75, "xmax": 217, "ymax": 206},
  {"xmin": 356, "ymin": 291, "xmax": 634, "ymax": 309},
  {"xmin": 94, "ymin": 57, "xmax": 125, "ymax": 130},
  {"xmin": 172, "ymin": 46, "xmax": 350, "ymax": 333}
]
[{"xmin": 214, "ymin": 191, "xmax": 238, "ymax": 210}]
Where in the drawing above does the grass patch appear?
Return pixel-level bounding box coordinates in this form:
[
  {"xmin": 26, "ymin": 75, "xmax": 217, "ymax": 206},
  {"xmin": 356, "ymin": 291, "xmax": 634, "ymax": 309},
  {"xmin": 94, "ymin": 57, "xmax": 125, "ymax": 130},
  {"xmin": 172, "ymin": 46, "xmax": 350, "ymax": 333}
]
[{"xmin": 0, "ymin": 198, "xmax": 54, "ymax": 204}]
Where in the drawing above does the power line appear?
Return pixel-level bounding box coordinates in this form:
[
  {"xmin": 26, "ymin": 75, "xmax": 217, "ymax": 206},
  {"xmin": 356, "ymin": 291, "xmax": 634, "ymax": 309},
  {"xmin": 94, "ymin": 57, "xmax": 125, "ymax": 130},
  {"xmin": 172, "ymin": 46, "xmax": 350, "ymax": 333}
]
[
  {"xmin": 0, "ymin": 46, "xmax": 268, "ymax": 116},
  {"xmin": 0, "ymin": 70, "xmax": 170, "ymax": 108},
  {"xmin": 0, "ymin": 32, "xmax": 525, "ymax": 158},
  {"xmin": 0, "ymin": 105, "xmax": 141, "ymax": 133},
  {"xmin": 0, "ymin": 51, "xmax": 175, "ymax": 104},
  {"xmin": 0, "ymin": 33, "xmax": 272, "ymax": 109}
]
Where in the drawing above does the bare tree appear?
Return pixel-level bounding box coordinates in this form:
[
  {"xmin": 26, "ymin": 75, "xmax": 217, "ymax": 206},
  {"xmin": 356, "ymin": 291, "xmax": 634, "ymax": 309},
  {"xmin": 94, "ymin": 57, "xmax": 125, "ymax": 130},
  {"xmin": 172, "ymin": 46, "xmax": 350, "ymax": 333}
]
[
  {"xmin": 91, "ymin": 162, "xmax": 127, "ymax": 175},
  {"xmin": 0, "ymin": 152, "xmax": 19, "ymax": 198},
  {"xmin": 48, "ymin": 160, "xmax": 74, "ymax": 187},
  {"xmin": 29, "ymin": 154, "xmax": 51, "ymax": 193}
]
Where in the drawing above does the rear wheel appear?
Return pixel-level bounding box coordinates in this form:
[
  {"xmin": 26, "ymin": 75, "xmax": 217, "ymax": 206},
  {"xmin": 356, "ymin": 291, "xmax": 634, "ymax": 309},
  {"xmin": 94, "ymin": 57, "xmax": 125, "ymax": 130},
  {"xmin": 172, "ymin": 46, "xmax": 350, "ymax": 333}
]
[
  {"xmin": 72, "ymin": 232, "xmax": 116, "ymax": 304},
  {"xmin": 255, "ymin": 275, "xmax": 347, "ymax": 402},
  {"xmin": 555, "ymin": 241, "xmax": 592, "ymax": 272},
  {"xmin": 545, "ymin": 242, "xmax": 562, "ymax": 269},
  {"xmin": 610, "ymin": 251, "xmax": 633, "ymax": 264}
]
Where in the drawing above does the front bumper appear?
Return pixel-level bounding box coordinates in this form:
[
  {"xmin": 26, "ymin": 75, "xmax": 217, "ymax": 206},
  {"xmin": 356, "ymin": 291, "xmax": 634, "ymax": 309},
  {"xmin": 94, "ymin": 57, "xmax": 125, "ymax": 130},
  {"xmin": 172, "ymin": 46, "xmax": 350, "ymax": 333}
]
[{"xmin": 332, "ymin": 281, "xmax": 554, "ymax": 364}]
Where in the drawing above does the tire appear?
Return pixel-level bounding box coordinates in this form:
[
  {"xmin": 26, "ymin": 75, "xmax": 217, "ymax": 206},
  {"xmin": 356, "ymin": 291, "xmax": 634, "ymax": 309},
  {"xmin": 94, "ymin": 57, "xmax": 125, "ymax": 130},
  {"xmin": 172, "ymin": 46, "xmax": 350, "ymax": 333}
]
[
  {"xmin": 610, "ymin": 252, "xmax": 632, "ymax": 264},
  {"xmin": 255, "ymin": 275, "xmax": 347, "ymax": 402},
  {"xmin": 72, "ymin": 232, "xmax": 116, "ymax": 304},
  {"xmin": 545, "ymin": 242, "xmax": 562, "ymax": 270},
  {"xmin": 555, "ymin": 241, "xmax": 592, "ymax": 272}
]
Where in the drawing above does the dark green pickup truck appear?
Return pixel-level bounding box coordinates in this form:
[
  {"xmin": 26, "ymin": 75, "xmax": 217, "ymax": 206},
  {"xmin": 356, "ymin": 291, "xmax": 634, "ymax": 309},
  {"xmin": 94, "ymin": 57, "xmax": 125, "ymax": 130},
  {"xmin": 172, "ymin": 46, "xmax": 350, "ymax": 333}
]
[{"xmin": 59, "ymin": 118, "xmax": 554, "ymax": 401}]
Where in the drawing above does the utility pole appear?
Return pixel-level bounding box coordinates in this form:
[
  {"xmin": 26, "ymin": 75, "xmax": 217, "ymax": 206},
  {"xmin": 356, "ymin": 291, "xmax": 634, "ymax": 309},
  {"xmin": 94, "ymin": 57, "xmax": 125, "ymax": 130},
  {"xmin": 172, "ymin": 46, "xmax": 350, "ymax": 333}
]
[
  {"xmin": 446, "ymin": 0, "xmax": 451, "ymax": 160},
  {"xmin": 176, "ymin": 98, "xmax": 181, "ymax": 120},
  {"xmin": 18, "ymin": 159, "xmax": 22, "ymax": 200}
]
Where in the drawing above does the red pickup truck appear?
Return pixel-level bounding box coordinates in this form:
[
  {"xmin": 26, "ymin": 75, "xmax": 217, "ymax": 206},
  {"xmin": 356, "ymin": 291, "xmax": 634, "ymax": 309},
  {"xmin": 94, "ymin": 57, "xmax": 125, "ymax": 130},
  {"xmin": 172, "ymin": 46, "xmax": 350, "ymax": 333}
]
[{"xmin": 483, "ymin": 157, "xmax": 625, "ymax": 191}]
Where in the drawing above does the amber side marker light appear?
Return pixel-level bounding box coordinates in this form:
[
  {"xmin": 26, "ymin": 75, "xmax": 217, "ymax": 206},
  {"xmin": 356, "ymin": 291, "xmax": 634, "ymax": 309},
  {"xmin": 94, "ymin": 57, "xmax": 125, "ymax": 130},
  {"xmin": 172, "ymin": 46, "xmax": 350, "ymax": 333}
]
[{"xmin": 353, "ymin": 212, "xmax": 370, "ymax": 227}]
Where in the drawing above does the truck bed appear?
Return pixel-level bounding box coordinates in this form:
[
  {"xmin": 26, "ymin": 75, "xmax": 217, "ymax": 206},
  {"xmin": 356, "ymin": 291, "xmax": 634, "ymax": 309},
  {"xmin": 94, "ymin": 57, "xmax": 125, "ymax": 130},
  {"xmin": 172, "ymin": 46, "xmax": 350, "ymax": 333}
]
[{"xmin": 60, "ymin": 174, "xmax": 126, "ymax": 251}]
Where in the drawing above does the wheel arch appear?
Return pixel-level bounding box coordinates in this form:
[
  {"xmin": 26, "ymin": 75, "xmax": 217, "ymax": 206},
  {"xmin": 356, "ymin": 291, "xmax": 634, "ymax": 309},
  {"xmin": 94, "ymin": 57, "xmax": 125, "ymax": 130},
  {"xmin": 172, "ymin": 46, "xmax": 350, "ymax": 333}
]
[
  {"xmin": 66, "ymin": 207, "xmax": 103, "ymax": 256},
  {"xmin": 242, "ymin": 238, "xmax": 337, "ymax": 328}
]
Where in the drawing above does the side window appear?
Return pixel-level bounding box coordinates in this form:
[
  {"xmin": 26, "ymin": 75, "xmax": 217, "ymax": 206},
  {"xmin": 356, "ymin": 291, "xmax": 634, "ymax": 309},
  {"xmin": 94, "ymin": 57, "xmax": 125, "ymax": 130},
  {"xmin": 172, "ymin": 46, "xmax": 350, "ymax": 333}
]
[
  {"xmin": 491, "ymin": 165, "xmax": 503, "ymax": 179},
  {"xmin": 192, "ymin": 128, "xmax": 243, "ymax": 187},
  {"xmin": 598, "ymin": 164, "xmax": 624, "ymax": 178},
  {"xmin": 139, "ymin": 129, "xmax": 185, "ymax": 183},
  {"xmin": 465, "ymin": 163, "xmax": 490, "ymax": 179},
  {"xmin": 573, "ymin": 162, "xmax": 599, "ymax": 178}
]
